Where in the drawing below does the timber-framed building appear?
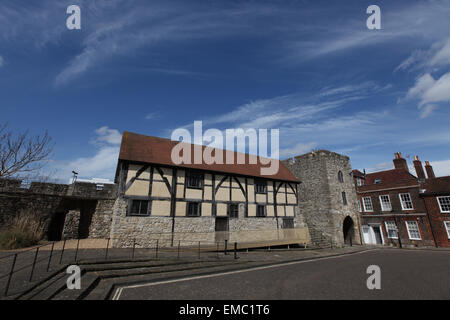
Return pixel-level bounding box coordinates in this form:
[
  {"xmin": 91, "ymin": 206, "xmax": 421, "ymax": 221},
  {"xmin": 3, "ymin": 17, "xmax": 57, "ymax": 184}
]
[{"xmin": 110, "ymin": 132, "xmax": 302, "ymax": 246}]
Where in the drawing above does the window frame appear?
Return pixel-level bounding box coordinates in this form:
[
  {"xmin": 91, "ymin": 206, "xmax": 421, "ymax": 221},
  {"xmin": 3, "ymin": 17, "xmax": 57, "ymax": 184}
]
[
  {"xmin": 444, "ymin": 221, "xmax": 450, "ymax": 239},
  {"xmin": 128, "ymin": 199, "xmax": 150, "ymax": 216},
  {"xmin": 338, "ymin": 171, "xmax": 344, "ymax": 183},
  {"xmin": 399, "ymin": 193, "xmax": 414, "ymax": 211},
  {"xmin": 256, "ymin": 204, "xmax": 266, "ymax": 217},
  {"xmin": 363, "ymin": 197, "xmax": 373, "ymax": 212},
  {"xmin": 186, "ymin": 170, "xmax": 204, "ymax": 189},
  {"xmin": 405, "ymin": 221, "xmax": 422, "ymax": 240},
  {"xmin": 228, "ymin": 203, "xmax": 239, "ymax": 218},
  {"xmin": 186, "ymin": 201, "xmax": 201, "ymax": 217},
  {"xmin": 384, "ymin": 221, "xmax": 398, "ymax": 239},
  {"xmin": 357, "ymin": 199, "xmax": 362, "ymax": 212},
  {"xmin": 356, "ymin": 177, "xmax": 364, "ymax": 186},
  {"xmin": 437, "ymin": 196, "xmax": 450, "ymax": 213},
  {"xmin": 379, "ymin": 195, "xmax": 392, "ymax": 212},
  {"xmin": 342, "ymin": 191, "xmax": 347, "ymax": 205},
  {"xmin": 255, "ymin": 179, "xmax": 267, "ymax": 194}
]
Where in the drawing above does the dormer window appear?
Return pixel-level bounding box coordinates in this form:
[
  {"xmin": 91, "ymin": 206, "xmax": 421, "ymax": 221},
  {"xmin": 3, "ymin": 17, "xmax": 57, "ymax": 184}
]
[{"xmin": 374, "ymin": 178, "xmax": 382, "ymax": 184}]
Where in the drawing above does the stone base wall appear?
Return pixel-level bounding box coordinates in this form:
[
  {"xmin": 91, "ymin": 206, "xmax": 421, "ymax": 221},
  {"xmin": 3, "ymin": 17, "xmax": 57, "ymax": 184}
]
[
  {"xmin": 62, "ymin": 210, "xmax": 80, "ymax": 239},
  {"xmin": 110, "ymin": 196, "xmax": 310, "ymax": 248}
]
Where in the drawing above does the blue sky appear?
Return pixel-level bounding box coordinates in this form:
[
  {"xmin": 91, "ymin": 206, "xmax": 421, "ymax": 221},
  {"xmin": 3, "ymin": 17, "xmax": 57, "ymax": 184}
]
[{"xmin": 1, "ymin": 0, "xmax": 450, "ymax": 182}]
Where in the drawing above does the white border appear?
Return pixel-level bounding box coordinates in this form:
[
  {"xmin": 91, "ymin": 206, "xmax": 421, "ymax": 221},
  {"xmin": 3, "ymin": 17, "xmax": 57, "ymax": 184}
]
[
  {"xmin": 437, "ymin": 196, "xmax": 450, "ymax": 213},
  {"xmin": 384, "ymin": 221, "xmax": 398, "ymax": 239},
  {"xmin": 399, "ymin": 193, "xmax": 414, "ymax": 211},
  {"xmin": 405, "ymin": 220, "xmax": 421, "ymax": 240},
  {"xmin": 363, "ymin": 196, "xmax": 373, "ymax": 212},
  {"xmin": 379, "ymin": 195, "xmax": 392, "ymax": 211},
  {"xmin": 444, "ymin": 221, "xmax": 450, "ymax": 239}
]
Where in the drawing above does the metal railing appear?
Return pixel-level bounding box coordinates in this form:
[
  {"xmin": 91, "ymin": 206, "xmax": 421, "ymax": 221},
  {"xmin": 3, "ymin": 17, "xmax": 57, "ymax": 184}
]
[{"xmin": 0, "ymin": 227, "xmax": 336, "ymax": 298}]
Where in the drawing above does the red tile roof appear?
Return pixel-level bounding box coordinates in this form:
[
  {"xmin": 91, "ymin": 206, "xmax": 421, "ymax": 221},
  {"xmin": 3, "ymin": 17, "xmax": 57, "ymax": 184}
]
[
  {"xmin": 356, "ymin": 169, "xmax": 419, "ymax": 192},
  {"xmin": 421, "ymin": 176, "xmax": 450, "ymax": 196},
  {"xmin": 117, "ymin": 131, "xmax": 300, "ymax": 183},
  {"xmin": 352, "ymin": 169, "xmax": 365, "ymax": 178},
  {"xmin": 364, "ymin": 169, "xmax": 417, "ymax": 185}
]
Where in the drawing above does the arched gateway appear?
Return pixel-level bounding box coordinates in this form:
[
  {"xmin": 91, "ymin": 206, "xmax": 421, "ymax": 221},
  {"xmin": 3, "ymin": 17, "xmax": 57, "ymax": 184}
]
[{"xmin": 343, "ymin": 216, "xmax": 355, "ymax": 245}]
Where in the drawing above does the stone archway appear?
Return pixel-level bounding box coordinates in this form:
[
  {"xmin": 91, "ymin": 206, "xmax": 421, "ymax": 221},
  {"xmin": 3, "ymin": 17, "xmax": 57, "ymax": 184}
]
[{"xmin": 343, "ymin": 216, "xmax": 355, "ymax": 245}]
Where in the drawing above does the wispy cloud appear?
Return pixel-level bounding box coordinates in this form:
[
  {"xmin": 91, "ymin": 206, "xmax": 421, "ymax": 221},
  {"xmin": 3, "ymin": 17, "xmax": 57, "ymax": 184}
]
[
  {"xmin": 51, "ymin": 126, "xmax": 121, "ymax": 180},
  {"xmin": 396, "ymin": 38, "xmax": 450, "ymax": 72},
  {"xmin": 0, "ymin": 55, "xmax": 3, "ymax": 67},
  {"xmin": 173, "ymin": 82, "xmax": 395, "ymax": 159}
]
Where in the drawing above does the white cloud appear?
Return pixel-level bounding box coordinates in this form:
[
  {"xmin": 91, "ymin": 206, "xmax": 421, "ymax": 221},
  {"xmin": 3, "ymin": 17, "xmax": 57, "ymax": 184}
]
[
  {"xmin": 64, "ymin": 145, "xmax": 120, "ymax": 180},
  {"xmin": 50, "ymin": 126, "xmax": 121, "ymax": 181},
  {"xmin": 280, "ymin": 142, "xmax": 317, "ymax": 158},
  {"xmin": 397, "ymin": 38, "xmax": 450, "ymax": 71},
  {"xmin": 366, "ymin": 162, "xmax": 394, "ymax": 173},
  {"xmin": 93, "ymin": 126, "xmax": 122, "ymax": 145},
  {"xmin": 405, "ymin": 72, "xmax": 450, "ymax": 117},
  {"xmin": 419, "ymin": 104, "xmax": 438, "ymax": 119},
  {"xmin": 431, "ymin": 159, "xmax": 450, "ymax": 177},
  {"xmin": 406, "ymin": 73, "xmax": 436, "ymax": 100}
]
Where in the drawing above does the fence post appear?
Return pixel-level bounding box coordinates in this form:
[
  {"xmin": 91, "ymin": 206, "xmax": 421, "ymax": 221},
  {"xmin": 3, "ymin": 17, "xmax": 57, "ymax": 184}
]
[
  {"xmin": 132, "ymin": 239, "xmax": 136, "ymax": 260},
  {"xmin": 216, "ymin": 242, "xmax": 219, "ymax": 259},
  {"xmin": 224, "ymin": 240, "xmax": 228, "ymax": 255},
  {"xmin": 4, "ymin": 253, "xmax": 17, "ymax": 297},
  {"xmin": 105, "ymin": 238, "xmax": 110, "ymax": 260},
  {"xmin": 155, "ymin": 239, "xmax": 159, "ymax": 259},
  {"xmin": 74, "ymin": 239, "xmax": 80, "ymax": 262},
  {"xmin": 29, "ymin": 247, "xmax": 40, "ymax": 282},
  {"xmin": 177, "ymin": 240, "xmax": 180, "ymax": 259},
  {"xmin": 198, "ymin": 241, "xmax": 201, "ymax": 259},
  {"xmin": 59, "ymin": 239, "xmax": 66, "ymax": 264},
  {"xmin": 46, "ymin": 242, "xmax": 55, "ymax": 272},
  {"xmin": 234, "ymin": 242, "xmax": 238, "ymax": 259}
]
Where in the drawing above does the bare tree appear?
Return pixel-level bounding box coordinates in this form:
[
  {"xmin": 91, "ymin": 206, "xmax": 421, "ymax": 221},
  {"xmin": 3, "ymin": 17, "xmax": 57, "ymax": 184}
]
[{"xmin": 0, "ymin": 123, "xmax": 53, "ymax": 179}]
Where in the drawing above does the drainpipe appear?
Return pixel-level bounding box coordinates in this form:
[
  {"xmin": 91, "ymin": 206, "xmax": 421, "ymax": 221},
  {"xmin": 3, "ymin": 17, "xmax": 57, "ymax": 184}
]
[
  {"xmin": 423, "ymin": 197, "xmax": 438, "ymax": 248},
  {"xmin": 394, "ymin": 216, "xmax": 402, "ymax": 249}
]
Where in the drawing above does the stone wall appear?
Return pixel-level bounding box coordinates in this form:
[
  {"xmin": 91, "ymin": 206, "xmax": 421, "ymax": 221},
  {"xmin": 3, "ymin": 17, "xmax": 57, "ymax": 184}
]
[
  {"xmin": 0, "ymin": 178, "xmax": 117, "ymax": 240},
  {"xmin": 110, "ymin": 196, "xmax": 309, "ymax": 248},
  {"xmin": 283, "ymin": 150, "xmax": 362, "ymax": 246}
]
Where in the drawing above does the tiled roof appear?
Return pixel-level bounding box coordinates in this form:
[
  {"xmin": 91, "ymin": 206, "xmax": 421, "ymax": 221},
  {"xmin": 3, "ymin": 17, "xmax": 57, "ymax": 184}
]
[
  {"xmin": 421, "ymin": 176, "xmax": 450, "ymax": 195},
  {"xmin": 364, "ymin": 169, "xmax": 417, "ymax": 185},
  {"xmin": 352, "ymin": 169, "xmax": 365, "ymax": 178},
  {"xmin": 356, "ymin": 169, "xmax": 419, "ymax": 192},
  {"xmin": 117, "ymin": 131, "xmax": 300, "ymax": 183}
]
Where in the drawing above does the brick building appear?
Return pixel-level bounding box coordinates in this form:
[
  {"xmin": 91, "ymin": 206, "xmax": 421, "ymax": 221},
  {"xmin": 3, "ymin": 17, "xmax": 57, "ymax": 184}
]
[
  {"xmin": 354, "ymin": 153, "xmax": 445, "ymax": 248},
  {"xmin": 420, "ymin": 169, "xmax": 450, "ymax": 248}
]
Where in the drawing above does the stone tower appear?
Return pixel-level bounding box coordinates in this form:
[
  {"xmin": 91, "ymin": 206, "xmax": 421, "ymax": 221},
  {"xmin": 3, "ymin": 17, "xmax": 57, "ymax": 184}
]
[{"xmin": 282, "ymin": 150, "xmax": 362, "ymax": 246}]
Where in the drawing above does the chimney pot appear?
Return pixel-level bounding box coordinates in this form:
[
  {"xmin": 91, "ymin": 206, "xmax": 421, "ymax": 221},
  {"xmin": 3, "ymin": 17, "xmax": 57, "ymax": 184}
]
[
  {"xmin": 393, "ymin": 152, "xmax": 409, "ymax": 172},
  {"xmin": 413, "ymin": 156, "xmax": 425, "ymax": 180},
  {"xmin": 425, "ymin": 161, "xmax": 435, "ymax": 178}
]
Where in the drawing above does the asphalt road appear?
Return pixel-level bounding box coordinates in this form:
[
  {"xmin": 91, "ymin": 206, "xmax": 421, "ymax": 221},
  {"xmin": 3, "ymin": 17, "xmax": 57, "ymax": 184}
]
[{"xmin": 114, "ymin": 249, "xmax": 450, "ymax": 300}]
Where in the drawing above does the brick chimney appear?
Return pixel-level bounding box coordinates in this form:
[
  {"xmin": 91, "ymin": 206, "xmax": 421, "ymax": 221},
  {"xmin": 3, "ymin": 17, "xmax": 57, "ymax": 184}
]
[
  {"xmin": 413, "ymin": 155, "xmax": 425, "ymax": 180},
  {"xmin": 425, "ymin": 161, "xmax": 435, "ymax": 178},
  {"xmin": 393, "ymin": 152, "xmax": 409, "ymax": 172}
]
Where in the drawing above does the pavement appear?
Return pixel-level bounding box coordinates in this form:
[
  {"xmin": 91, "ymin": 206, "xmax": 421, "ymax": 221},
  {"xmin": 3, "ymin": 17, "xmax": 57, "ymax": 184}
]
[{"xmin": 111, "ymin": 247, "xmax": 450, "ymax": 300}]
